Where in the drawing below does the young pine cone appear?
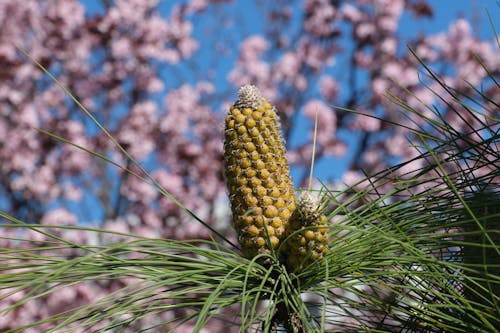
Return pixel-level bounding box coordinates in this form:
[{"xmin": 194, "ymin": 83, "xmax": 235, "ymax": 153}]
[
  {"xmin": 285, "ymin": 191, "xmax": 329, "ymax": 272},
  {"xmin": 224, "ymin": 85, "xmax": 296, "ymax": 259}
]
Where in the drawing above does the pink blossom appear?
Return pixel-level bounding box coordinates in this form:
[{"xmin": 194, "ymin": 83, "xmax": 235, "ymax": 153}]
[
  {"xmin": 14, "ymin": 104, "xmax": 39, "ymax": 127},
  {"xmin": 355, "ymin": 22, "xmax": 375, "ymax": 40},
  {"xmin": 111, "ymin": 37, "xmax": 132, "ymax": 58},
  {"xmin": 319, "ymin": 75, "xmax": 339, "ymax": 101},
  {"xmin": 362, "ymin": 149, "xmax": 381, "ymax": 165},
  {"xmin": 239, "ymin": 35, "xmax": 269, "ymax": 61},
  {"xmin": 406, "ymin": 88, "xmax": 436, "ymax": 113},
  {"xmin": 147, "ymin": 77, "xmax": 164, "ymax": 92},
  {"xmin": 174, "ymin": 323, "xmax": 211, "ymax": 333},
  {"xmin": 121, "ymin": 176, "xmax": 158, "ymax": 204},
  {"xmin": 186, "ymin": 0, "xmax": 210, "ymax": 13},
  {"xmin": 372, "ymin": 77, "xmax": 389, "ymax": 96},
  {"xmin": 341, "ymin": 4, "xmax": 363, "ymax": 23},
  {"xmin": 61, "ymin": 228, "xmax": 89, "ymax": 245},
  {"xmin": 381, "ymin": 62, "xmax": 401, "ymax": 80},
  {"xmin": 397, "ymin": 154, "xmax": 424, "ymax": 178},
  {"xmin": 276, "ymin": 52, "xmax": 301, "ymax": 81},
  {"xmin": 415, "ymin": 42, "xmax": 438, "ymax": 62},
  {"xmin": 303, "ymin": 99, "xmax": 339, "ymax": 156},
  {"xmin": 0, "ymin": 44, "xmax": 17, "ymax": 60},
  {"xmin": 228, "ymin": 59, "xmax": 273, "ymax": 96},
  {"xmin": 132, "ymin": 225, "xmax": 160, "ymax": 238},
  {"xmin": 379, "ymin": 37, "xmax": 398, "ymax": 55},
  {"xmin": 177, "ymin": 36, "xmax": 198, "ymax": 58},
  {"xmin": 22, "ymin": 228, "xmax": 49, "ymax": 244},
  {"xmin": 385, "ymin": 133, "xmax": 409, "ymax": 156},
  {"xmin": 380, "ymin": 0, "xmax": 404, "ymax": 18},
  {"xmin": 142, "ymin": 209, "xmax": 162, "ymax": 228},
  {"xmin": 294, "ymin": 75, "xmax": 308, "ymax": 91},
  {"xmin": 275, "ymin": 52, "xmax": 308, "ymax": 90},
  {"xmin": 325, "ymin": 140, "xmax": 347, "ymax": 156},
  {"xmin": 153, "ymin": 169, "xmax": 184, "ymax": 197},
  {"xmin": 287, "ymin": 145, "xmax": 313, "ymax": 166},
  {"xmin": 248, "ymin": 61, "xmax": 271, "ymax": 82},
  {"xmin": 102, "ymin": 219, "xmax": 132, "ymax": 243},
  {"xmin": 117, "ymin": 101, "xmax": 158, "ymax": 159},
  {"xmin": 342, "ymin": 170, "xmax": 369, "ymax": 188},
  {"xmin": 352, "ymin": 113, "xmax": 381, "ymax": 132},
  {"xmin": 380, "ymin": 61, "xmax": 419, "ymax": 87},
  {"xmin": 449, "ymin": 18, "xmax": 471, "ymax": 39},
  {"xmin": 304, "ymin": 0, "xmax": 338, "ymax": 38},
  {"xmin": 354, "ymin": 51, "xmax": 373, "ymax": 68},
  {"xmin": 196, "ymin": 81, "xmax": 215, "ymax": 94},
  {"xmin": 377, "ymin": 15, "xmax": 399, "ymax": 32},
  {"xmin": 41, "ymin": 208, "xmax": 78, "ymax": 225},
  {"xmin": 11, "ymin": 164, "xmax": 59, "ymax": 201}
]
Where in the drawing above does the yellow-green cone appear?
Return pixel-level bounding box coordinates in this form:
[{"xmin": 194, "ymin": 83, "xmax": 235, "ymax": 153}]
[
  {"xmin": 285, "ymin": 191, "xmax": 329, "ymax": 272},
  {"xmin": 224, "ymin": 85, "xmax": 296, "ymax": 259}
]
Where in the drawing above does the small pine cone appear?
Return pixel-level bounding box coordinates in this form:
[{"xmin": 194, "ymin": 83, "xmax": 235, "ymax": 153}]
[
  {"xmin": 285, "ymin": 191, "xmax": 329, "ymax": 272},
  {"xmin": 224, "ymin": 85, "xmax": 296, "ymax": 259}
]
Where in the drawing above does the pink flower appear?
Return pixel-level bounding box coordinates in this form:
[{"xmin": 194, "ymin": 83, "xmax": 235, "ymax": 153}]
[
  {"xmin": 379, "ymin": 37, "xmax": 397, "ymax": 55},
  {"xmin": 381, "ymin": 62, "xmax": 401, "ymax": 79},
  {"xmin": 297, "ymin": 38, "xmax": 335, "ymax": 71},
  {"xmin": 142, "ymin": 209, "xmax": 162, "ymax": 228},
  {"xmin": 111, "ymin": 37, "xmax": 132, "ymax": 58},
  {"xmin": 121, "ymin": 176, "xmax": 158, "ymax": 204},
  {"xmin": 377, "ymin": 15, "xmax": 399, "ymax": 32},
  {"xmin": 276, "ymin": 52, "xmax": 301, "ymax": 80},
  {"xmin": 397, "ymin": 156, "xmax": 424, "ymax": 178},
  {"xmin": 102, "ymin": 219, "xmax": 132, "ymax": 242},
  {"xmin": 407, "ymin": 88, "xmax": 436, "ymax": 113},
  {"xmin": 14, "ymin": 105, "xmax": 39, "ymax": 127},
  {"xmin": 153, "ymin": 169, "xmax": 184, "ymax": 195},
  {"xmin": 354, "ymin": 51, "xmax": 373, "ymax": 68},
  {"xmin": 62, "ymin": 228, "xmax": 88, "ymax": 244},
  {"xmin": 186, "ymin": 0, "xmax": 209, "ymax": 13},
  {"xmin": 161, "ymin": 84, "xmax": 200, "ymax": 134},
  {"xmin": 41, "ymin": 208, "xmax": 78, "ymax": 225},
  {"xmin": 319, "ymin": 75, "xmax": 339, "ymax": 100},
  {"xmin": 415, "ymin": 42, "xmax": 438, "ymax": 62},
  {"xmin": 341, "ymin": 4, "xmax": 362, "ymax": 23},
  {"xmin": 342, "ymin": 170, "xmax": 369, "ymax": 188},
  {"xmin": 352, "ymin": 113, "xmax": 381, "ymax": 132},
  {"xmin": 372, "ymin": 77, "xmax": 389, "ymax": 96},
  {"xmin": 303, "ymin": 99, "xmax": 341, "ymax": 156},
  {"xmin": 385, "ymin": 133, "xmax": 409, "ymax": 156},
  {"xmin": 303, "ymin": 0, "xmax": 338, "ymax": 38},
  {"xmin": 449, "ymin": 18, "xmax": 471, "ymax": 39},
  {"xmin": 287, "ymin": 145, "xmax": 313, "ymax": 166},
  {"xmin": 355, "ymin": 22, "xmax": 375, "ymax": 40},
  {"xmin": 240, "ymin": 35, "xmax": 269, "ymax": 61},
  {"xmin": 362, "ymin": 149, "xmax": 380, "ymax": 165}
]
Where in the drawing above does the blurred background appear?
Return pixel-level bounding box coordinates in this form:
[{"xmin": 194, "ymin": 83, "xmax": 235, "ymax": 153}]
[{"xmin": 2, "ymin": 0, "xmax": 498, "ymax": 236}]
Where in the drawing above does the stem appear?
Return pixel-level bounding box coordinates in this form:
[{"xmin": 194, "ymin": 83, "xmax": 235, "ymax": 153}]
[{"xmin": 271, "ymin": 302, "xmax": 306, "ymax": 333}]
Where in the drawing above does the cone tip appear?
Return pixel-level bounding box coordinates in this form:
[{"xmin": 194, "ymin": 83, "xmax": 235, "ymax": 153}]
[{"xmin": 236, "ymin": 85, "xmax": 263, "ymax": 109}]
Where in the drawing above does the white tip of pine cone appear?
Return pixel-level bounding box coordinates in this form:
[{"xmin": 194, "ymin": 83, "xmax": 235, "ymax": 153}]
[
  {"xmin": 298, "ymin": 191, "xmax": 320, "ymax": 213},
  {"xmin": 296, "ymin": 191, "xmax": 323, "ymax": 225},
  {"xmin": 236, "ymin": 85, "xmax": 263, "ymax": 109}
]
